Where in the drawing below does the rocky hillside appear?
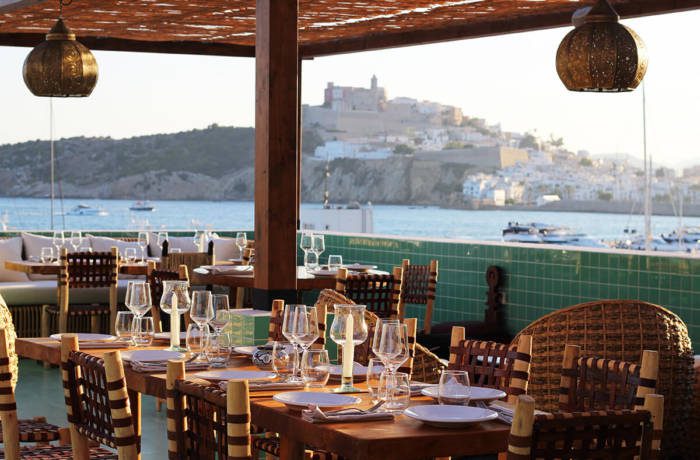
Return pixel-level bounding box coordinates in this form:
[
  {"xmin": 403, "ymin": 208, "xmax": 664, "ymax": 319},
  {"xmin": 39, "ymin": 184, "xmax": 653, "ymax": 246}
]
[{"xmin": 0, "ymin": 125, "xmax": 478, "ymax": 204}]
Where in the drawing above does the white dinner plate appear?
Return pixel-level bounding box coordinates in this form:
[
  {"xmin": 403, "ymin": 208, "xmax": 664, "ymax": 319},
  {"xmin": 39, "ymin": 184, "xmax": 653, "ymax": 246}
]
[
  {"xmin": 154, "ymin": 332, "xmax": 190, "ymax": 340},
  {"xmin": 232, "ymin": 345, "xmax": 259, "ymax": 356},
  {"xmin": 194, "ymin": 370, "xmax": 277, "ymax": 382},
  {"xmin": 273, "ymin": 391, "xmax": 361, "ymax": 412},
  {"xmin": 404, "ymin": 405, "xmax": 498, "ymax": 428},
  {"xmin": 120, "ymin": 350, "xmax": 184, "ymax": 362},
  {"xmin": 345, "ymin": 263, "xmax": 377, "ymax": 272},
  {"xmin": 420, "ymin": 386, "xmax": 506, "ymax": 402},
  {"xmin": 49, "ymin": 333, "xmax": 116, "ymax": 342},
  {"xmin": 308, "ymin": 269, "xmax": 338, "ymax": 277}
]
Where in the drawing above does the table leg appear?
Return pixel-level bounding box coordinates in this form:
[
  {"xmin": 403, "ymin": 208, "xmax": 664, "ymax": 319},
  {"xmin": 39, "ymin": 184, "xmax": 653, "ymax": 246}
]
[
  {"xmin": 279, "ymin": 434, "xmax": 305, "ymax": 460},
  {"xmin": 128, "ymin": 389, "xmax": 142, "ymax": 460}
]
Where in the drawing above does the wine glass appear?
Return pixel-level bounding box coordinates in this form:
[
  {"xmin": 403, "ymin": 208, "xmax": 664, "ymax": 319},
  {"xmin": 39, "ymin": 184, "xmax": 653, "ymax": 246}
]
[
  {"xmin": 328, "ymin": 254, "xmax": 343, "ymax": 270},
  {"xmin": 372, "ymin": 319, "xmax": 401, "ymax": 367},
  {"xmin": 115, "ymin": 311, "xmax": 135, "ymax": 344},
  {"xmin": 69, "ymin": 231, "xmax": 82, "ymax": 252},
  {"xmin": 301, "ymin": 349, "xmax": 331, "ymax": 388},
  {"xmin": 311, "ymin": 235, "xmax": 325, "ymax": 269},
  {"xmin": 329, "ymin": 304, "xmax": 368, "ymax": 393},
  {"xmin": 272, "ymin": 341, "xmax": 296, "ymax": 381},
  {"xmin": 235, "ymin": 232, "xmax": 247, "ymax": 260},
  {"xmin": 159, "ymin": 280, "xmax": 191, "ymax": 351},
  {"xmin": 379, "ymin": 371, "xmax": 411, "ymax": 413},
  {"xmin": 366, "ymin": 357, "xmax": 385, "ymax": 403},
  {"xmin": 204, "ymin": 333, "xmax": 230, "ymax": 368},
  {"xmin": 384, "ymin": 323, "xmax": 409, "ymax": 374},
  {"xmin": 291, "ymin": 305, "xmax": 319, "ymax": 355},
  {"xmin": 124, "ymin": 247, "xmax": 137, "ymax": 263},
  {"xmin": 40, "ymin": 247, "xmax": 54, "ymax": 264},
  {"xmin": 133, "ymin": 317, "xmax": 155, "ymax": 346},
  {"xmin": 52, "ymin": 231, "xmax": 64, "ymax": 255},
  {"xmin": 438, "ymin": 370, "xmax": 471, "ymax": 405},
  {"xmin": 281, "ymin": 305, "xmax": 307, "ymax": 383},
  {"xmin": 137, "ymin": 231, "xmax": 149, "ymax": 262},
  {"xmin": 156, "ymin": 231, "xmax": 168, "ymax": 254},
  {"xmin": 190, "ymin": 291, "xmax": 214, "ymax": 359},
  {"xmin": 300, "ymin": 232, "xmax": 314, "ymax": 269},
  {"xmin": 209, "ymin": 294, "xmax": 230, "ymax": 334},
  {"xmin": 186, "ymin": 323, "xmax": 208, "ymax": 356},
  {"xmin": 129, "ymin": 282, "xmax": 152, "ymax": 347}
]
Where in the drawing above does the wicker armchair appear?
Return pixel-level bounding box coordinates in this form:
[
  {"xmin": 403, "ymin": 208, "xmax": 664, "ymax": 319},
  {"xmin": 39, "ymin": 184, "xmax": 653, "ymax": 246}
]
[
  {"xmin": 335, "ymin": 267, "xmax": 403, "ymax": 319},
  {"xmin": 449, "ymin": 326, "xmax": 532, "ymax": 404},
  {"xmin": 400, "ymin": 259, "xmax": 438, "ymax": 333},
  {"xmin": 42, "ymin": 247, "xmax": 120, "ymax": 336},
  {"xmin": 511, "ymin": 299, "xmax": 695, "ymax": 458},
  {"xmin": 166, "ymin": 360, "xmax": 251, "ymax": 460},
  {"xmin": 507, "ymin": 394, "xmax": 664, "ymax": 460}
]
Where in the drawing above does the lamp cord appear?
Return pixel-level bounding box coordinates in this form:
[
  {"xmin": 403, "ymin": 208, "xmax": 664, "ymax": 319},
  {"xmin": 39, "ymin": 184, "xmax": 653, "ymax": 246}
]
[{"xmin": 58, "ymin": 0, "xmax": 72, "ymax": 18}]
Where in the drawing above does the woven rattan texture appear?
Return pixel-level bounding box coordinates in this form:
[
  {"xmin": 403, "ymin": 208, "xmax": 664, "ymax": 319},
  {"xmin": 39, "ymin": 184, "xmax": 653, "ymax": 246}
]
[
  {"xmin": 0, "ymin": 298, "xmax": 17, "ymax": 388},
  {"xmin": 511, "ymin": 410, "xmax": 653, "ymax": 460},
  {"xmin": 44, "ymin": 306, "xmax": 110, "ymax": 334},
  {"xmin": 401, "ymin": 263, "xmax": 434, "ymax": 305},
  {"xmin": 160, "ymin": 252, "xmax": 212, "ymax": 274},
  {"xmin": 511, "ymin": 300, "xmax": 694, "ymax": 458},
  {"xmin": 171, "ymin": 380, "xmax": 230, "ymax": 459},
  {"xmin": 64, "ymin": 352, "xmax": 119, "ymax": 449},
  {"xmin": 412, "ymin": 343, "xmax": 446, "ymax": 384},
  {"xmin": 561, "ymin": 357, "xmax": 644, "ymax": 412},
  {"xmin": 449, "ymin": 340, "xmax": 529, "ymax": 396},
  {"xmin": 1, "ymin": 445, "xmax": 118, "ymax": 459},
  {"xmin": 148, "ymin": 269, "xmax": 181, "ymax": 308},
  {"xmin": 0, "ymin": 1, "xmax": 580, "ymax": 48},
  {"xmin": 61, "ymin": 252, "xmax": 117, "ymax": 288},
  {"xmin": 0, "ymin": 417, "xmax": 60, "ymax": 443},
  {"xmin": 339, "ymin": 274, "xmax": 400, "ymax": 319}
]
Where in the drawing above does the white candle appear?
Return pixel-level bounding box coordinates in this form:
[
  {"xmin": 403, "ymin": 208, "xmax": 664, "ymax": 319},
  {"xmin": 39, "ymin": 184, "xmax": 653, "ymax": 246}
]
[
  {"xmin": 342, "ymin": 312, "xmax": 354, "ymax": 379},
  {"xmin": 170, "ymin": 294, "xmax": 179, "ymax": 348}
]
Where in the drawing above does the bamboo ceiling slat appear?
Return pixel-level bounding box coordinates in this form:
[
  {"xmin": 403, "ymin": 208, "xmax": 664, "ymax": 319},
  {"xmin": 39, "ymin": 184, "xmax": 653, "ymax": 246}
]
[{"xmin": 0, "ymin": 0, "xmax": 698, "ymax": 57}]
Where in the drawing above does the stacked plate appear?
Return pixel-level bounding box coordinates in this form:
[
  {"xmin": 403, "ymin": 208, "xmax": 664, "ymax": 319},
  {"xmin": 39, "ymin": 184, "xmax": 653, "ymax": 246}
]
[
  {"xmin": 273, "ymin": 391, "xmax": 361, "ymax": 412},
  {"xmin": 420, "ymin": 386, "xmax": 506, "ymax": 403},
  {"xmin": 404, "ymin": 405, "xmax": 498, "ymax": 428}
]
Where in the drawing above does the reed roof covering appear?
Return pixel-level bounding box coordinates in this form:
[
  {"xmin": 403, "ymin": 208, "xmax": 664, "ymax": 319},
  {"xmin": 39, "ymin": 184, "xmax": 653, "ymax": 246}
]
[{"xmin": 0, "ymin": 0, "xmax": 698, "ymax": 57}]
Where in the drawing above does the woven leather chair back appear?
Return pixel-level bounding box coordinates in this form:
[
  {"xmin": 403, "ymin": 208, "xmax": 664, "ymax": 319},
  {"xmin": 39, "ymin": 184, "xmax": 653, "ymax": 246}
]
[
  {"xmin": 400, "ymin": 259, "xmax": 438, "ymax": 332},
  {"xmin": 269, "ymin": 299, "xmax": 327, "ymax": 349},
  {"xmin": 335, "ymin": 267, "xmax": 403, "ymax": 319},
  {"xmin": 167, "ymin": 373, "xmax": 251, "ymax": 460},
  {"xmin": 511, "ymin": 299, "xmax": 694, "ymax": 458},
  {"xmin": 61, "ymin": 251, "xmax": 118, "ymax": 288},
  {"xmin": 160, "ymin": 252, "xmax": 213, "ymax": 274}
]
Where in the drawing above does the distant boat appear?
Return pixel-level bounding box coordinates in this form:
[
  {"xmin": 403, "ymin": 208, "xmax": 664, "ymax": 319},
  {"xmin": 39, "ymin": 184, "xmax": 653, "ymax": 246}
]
[
  {"xmin": 129, "ymin": 201, "xmax": 155, "ymax": 212},
  {"xmin": 502, "ymin": 222, "xmax": 606, "ymax": 247},
  {"xmin": 66, "ymin": 204, "xmax": 109, "ymax": 216}
]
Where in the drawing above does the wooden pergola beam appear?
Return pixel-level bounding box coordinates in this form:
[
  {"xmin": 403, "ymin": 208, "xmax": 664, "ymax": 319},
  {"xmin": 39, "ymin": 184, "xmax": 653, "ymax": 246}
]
[
  {"xmin": 0, "ymin": 33, "xmax": 255, "ymax": 57},
  {"xmin": 301, "ymin": 0, "xmax": 700, "ymax": 58},
  {"xmin": 0, "ymin": 0, "xmax": 45, "ymax": 14}
]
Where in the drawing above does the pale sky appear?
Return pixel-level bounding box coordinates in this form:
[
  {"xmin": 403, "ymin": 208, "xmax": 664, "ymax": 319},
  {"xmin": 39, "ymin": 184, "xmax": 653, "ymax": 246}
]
[{"xmin": 1, "ymin": 10, "xmax": 698, "ymax": 168}]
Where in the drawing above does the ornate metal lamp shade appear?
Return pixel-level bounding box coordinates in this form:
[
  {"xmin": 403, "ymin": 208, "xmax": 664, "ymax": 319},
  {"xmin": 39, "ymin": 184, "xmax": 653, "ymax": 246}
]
[
  {"xmin": 23, "ymin": 18, "xmax": 98, "ymax": 97},
  {"xmin": 555, "ymin": 0, "xmax": 647, "ymax": 92}
]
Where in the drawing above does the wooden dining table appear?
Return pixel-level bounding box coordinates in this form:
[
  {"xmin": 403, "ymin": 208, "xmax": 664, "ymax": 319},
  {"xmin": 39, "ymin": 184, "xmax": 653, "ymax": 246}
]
[{"xmin": 16, "ymin": 337, "xmax": 510, "ymax": 460}]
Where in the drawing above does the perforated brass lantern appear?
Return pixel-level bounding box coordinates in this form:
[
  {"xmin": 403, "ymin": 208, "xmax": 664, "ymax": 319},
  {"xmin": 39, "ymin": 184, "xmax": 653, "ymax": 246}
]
[
  {"xmin": 556, "ymin": 0, "xmax": 647, "ymax": 92},
  {"xmin": 23, "ymin": 18, "xmax": 98, "ymax": 97}
]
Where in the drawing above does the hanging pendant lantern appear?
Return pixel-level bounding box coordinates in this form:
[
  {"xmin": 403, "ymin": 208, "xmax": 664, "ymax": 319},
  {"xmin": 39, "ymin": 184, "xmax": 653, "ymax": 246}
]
[
  {"xmin": 23, "ymin": 0, "xmax": 98, "ymax": 97},
  {"xmin": 555, "ymin": 0, "xmax": 647, "ymax": 92}
]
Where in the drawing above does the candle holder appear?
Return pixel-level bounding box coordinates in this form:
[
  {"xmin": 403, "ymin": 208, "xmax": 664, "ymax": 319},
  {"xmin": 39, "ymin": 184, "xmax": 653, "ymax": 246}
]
[
  {"xmin": 329, "ymin": 304, "xmax": 367, "ymax": 393},
  {"xmin": 159, "ymin": 280, "xmax": 190, "ymax": 352}
]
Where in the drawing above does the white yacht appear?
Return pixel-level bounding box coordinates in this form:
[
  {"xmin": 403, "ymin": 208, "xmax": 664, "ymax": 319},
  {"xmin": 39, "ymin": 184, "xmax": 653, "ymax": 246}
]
[{"xmin": 66, "ymin": 204, "xmax": 109, "ymax": 217}]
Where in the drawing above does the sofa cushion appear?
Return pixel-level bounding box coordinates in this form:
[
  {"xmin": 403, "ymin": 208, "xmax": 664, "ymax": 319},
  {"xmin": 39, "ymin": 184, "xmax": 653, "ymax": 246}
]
[
  {"xmin": 0, "ymin": 237, "xmax": 29, "ymax": 282},
  {"xmin": 21, "ymin": 233, "xmax": 60, "ymax": 281},
  {"xmin": 89, "ymin": 236, "xmax": 142, "ymax": 255},
  {"xmin": 0, "ymin": 279, "xmax": 138, "ymax": 306},
  {"xmin": 148, "ymin": 233, "xmax": 199, "ymax": 256},
  {"xmin": 211, "ymin": 237, "xmax": 240, "ymax": 261}
]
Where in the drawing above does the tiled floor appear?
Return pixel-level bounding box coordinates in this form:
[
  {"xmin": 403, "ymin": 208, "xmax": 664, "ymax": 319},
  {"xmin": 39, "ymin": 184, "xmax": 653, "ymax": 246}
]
[{"xmin": 16, "ymin": 359, "xmax": 168, "ymax": 457}]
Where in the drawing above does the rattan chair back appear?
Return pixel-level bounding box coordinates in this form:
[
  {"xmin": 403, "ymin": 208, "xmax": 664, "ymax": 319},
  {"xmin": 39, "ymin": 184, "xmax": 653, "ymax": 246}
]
[
  {"xmin": 449, "ymin": 326, "xmax": 532, "ymax": 403},
  {"xmin": 400, "ymin": 259, "xmax": 438, "ymax": 333},
  {"xmin": 268, "ymin": 299, "xmax": 327, "ymax": 350},
  {"xmin": 511, "ymin": 299, "xmax": 693, "ymax": 457},
  {"xmin": 335, "ymin": 266, "xmax": 403, "ymax": 319},
  {"xmin": 60, "ymin": 336, "xmax": 138, "ymax": 459},
  {"xmin": 166, "ymin": 361, "xmax": 251, "ymax": 460},
  {"xmin": 147, "ymin": 261, "xmax": 189, "ymax": 333}
]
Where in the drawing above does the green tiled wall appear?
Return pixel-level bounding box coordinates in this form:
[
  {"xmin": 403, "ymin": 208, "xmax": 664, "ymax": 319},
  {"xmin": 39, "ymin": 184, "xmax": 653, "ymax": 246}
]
[{"xmin": 316, "ymin": 234, "xmax": 699, "ymax": 348}]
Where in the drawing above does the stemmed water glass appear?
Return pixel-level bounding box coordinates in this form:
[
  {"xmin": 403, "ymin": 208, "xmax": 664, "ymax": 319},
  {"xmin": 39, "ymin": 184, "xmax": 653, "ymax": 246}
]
[
  {"xmin": 190, "ymin": 291, "xmax": 214, "ymax": 360},
  {"xmin": 282, "ymin": 304, "xmax": 318, "ymax": 383},
  {"xmin": 69, "ymin": 231, "xmax": 82, "ymax": 252},
  {"xmin": 300, "ymin": 232, "xmax": 314, "ymax": 269},
  {"xmin": 156, "ymin": 231, "xmax": 168, "ymax": 255},
  {"xmin": 52, "ymin": 231, "xmax": 64, "ymax": 256},
  {"xmin": 235, "ymin": 232, "xmax": 247, "ymax": 260},
  {"xmin": 128, "ymin": 282, "xmax": 152, "ymax": 346},
  {"xmin": 159, "ymin": 280, "xmax": 191, "ymax": 352},
  {"xmin": 372, "ymin": 319, "xmax": 401, "ymax": 369},
  {"xmin": 209, "ymin": 294, "xmax": 230, "ymax": 334},
  {"xmin": 375, "ymin": 321, "xmax": 409, "ymax": 374},
  {"xmin": 311, "ymin": 235, "xmax": 325, "ymax": 269},
  {"xmin": 137, "ymin": 231, "xmax": 149, "ymax": 262}
]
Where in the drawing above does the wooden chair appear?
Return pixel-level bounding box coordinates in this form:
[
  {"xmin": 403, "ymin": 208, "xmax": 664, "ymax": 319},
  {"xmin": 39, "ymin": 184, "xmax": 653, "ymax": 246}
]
[
  {"xmin": 559, "ymin": 345, "xmax": 659, "ymax": 412},
  {"xmin": 146, "ymin": 260, "xmax": 190, "ymax": 333},
  {"xmin": 60, "ymin": 335, "xmax": 139, "ymax": 460},
  {"xmin": 267, "ymin": 299, "xmax": 327, "ymax": 349},
  {"xmin": 160, "ymin": 239, "xmax": 214, "ymax": 274},
  {"xmin": 42, "ymin": 247, "xmax": 119, "ymax": 336},
  {"xmin": 166, "ymin": 360, "xmax": 251, "ymax": 460},
  {"xmin": 511, "ymin": 299, "xmax": 694, "ymax": 458},
  {"xmin": 400, "ymin": 259, "xmax": 438, "ymax": 333},
  {"xmin": 0, "ymin": 328, "xmax": 65, "ymax": 459},
  {"xmin": 449, "ymin": 326, "xmax": 532, "ymax": 404},
  {"xmin": 235, "ymin": 245, "xmax": 255, "ymax": 308},
  {"xmin": 335, "ymin": 266, "xmax": 403, "ymax": 319},
  {"xmin": 506, "ymin": 394, "xmax": 664, "ymax": 460}
]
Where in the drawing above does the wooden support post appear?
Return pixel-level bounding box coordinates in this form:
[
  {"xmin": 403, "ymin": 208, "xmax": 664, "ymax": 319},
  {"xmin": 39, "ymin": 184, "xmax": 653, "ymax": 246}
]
[
  {"xmin": 508, "ymin": 334, "xmax": 532, "ymax": 404},
  {"xmin": 227, "ymin": 380, "xmax": 251, "ymax": 459},
  {"xmin": 58, "ymin": 247, "xmax": 69, "ymax": 334},
  {"xmin": 166, "ymin": 360, "xmax": 186, "ymax": 458},
  {"xmin": 508, "ymin": 395, "xmax": 535, "ymax": 459},
  {"xmin": 558, "ymin": 344, "xmax": 580, "ymax": 409},
  {"xmin": 643, "ymin": 393, "xmax": 664, "ymax": 454},
  {"xmin": 109, "ymin": 246, "xmax": 119, "ymax": 335},
  {"xmin": 103, "ymin": 351, "xmax": 139, "ymax": 460},
  {"xmin": 636, "ymin": 350, "xmax": 659, "ymax": 409},
  {"xmin": 253, "ymin": 0, "xmax": 299, "ymax": 308},
  {"xmin": 448, "ymin": 326, "xmax": 465, "ymax": 365}
]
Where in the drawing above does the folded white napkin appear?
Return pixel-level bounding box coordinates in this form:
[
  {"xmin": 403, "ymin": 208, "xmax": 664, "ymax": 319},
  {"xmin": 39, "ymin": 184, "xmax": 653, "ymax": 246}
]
[
  {"xmin": 218, "ymin": 381, "xmax": 305, "ymax": 392},
  {"xmin": 210, "ymin": 265, "xmax": 253, "ymax": 275},
  {"xmin": 488, "ymin": 400, "xmax": 548, "ymax": 425},
  {"xmin": 301, "ymin": 405, "xmax": 394, "ymax": 424},
  {"xmin": 130, "ymin": 361, "xmax": 210, "ymax": 373}
]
